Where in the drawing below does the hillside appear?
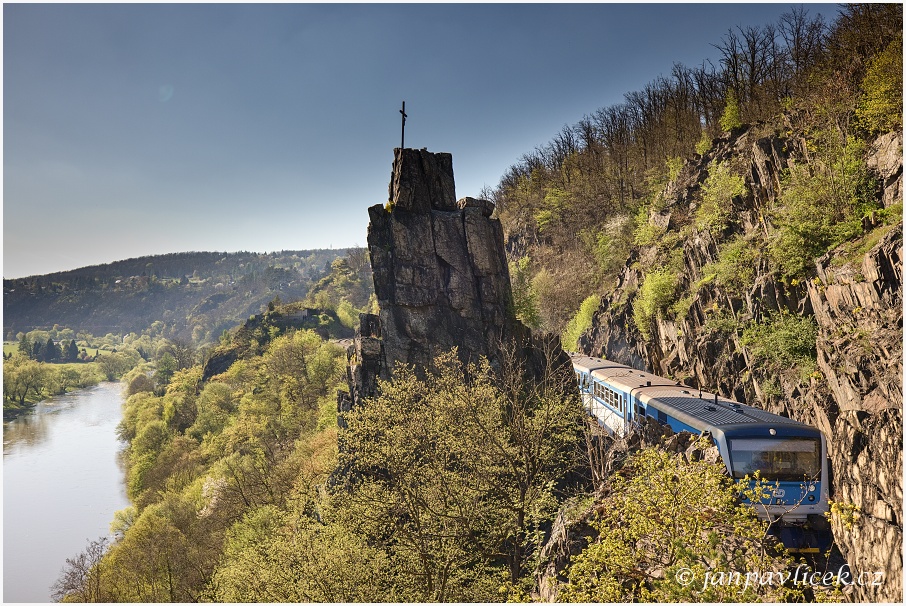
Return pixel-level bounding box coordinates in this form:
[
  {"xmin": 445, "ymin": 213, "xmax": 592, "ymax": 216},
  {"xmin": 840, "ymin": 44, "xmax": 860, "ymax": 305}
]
[
  {"xmin": 489, "ymin": 4, "xmax": 902, "ymax": 601},
  {"xmin": 3, "ymin": 249, "xmax": 350, "ymax": 344}
]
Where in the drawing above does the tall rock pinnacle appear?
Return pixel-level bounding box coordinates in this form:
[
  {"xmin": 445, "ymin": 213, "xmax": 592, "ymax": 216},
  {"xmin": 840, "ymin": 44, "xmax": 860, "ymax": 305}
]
[{"xmin": 341, "ymin": 148, "xmax": 560, "ymax": 410}]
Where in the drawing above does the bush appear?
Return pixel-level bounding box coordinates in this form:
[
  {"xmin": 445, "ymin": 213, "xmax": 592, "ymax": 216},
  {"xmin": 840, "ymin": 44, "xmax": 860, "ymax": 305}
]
[
  {"xmin": 740, "ymin": 311, "xmax": 818, "ymax": 373},
  {"xmin": 699, "ymin": 235, "xmax": 761, "ymax": 296},
  {"xmin": 767, "ymin": 136, "xmax": 877, "ymax": 280},
  {"xmin": 509, "ymin": 256, "xmax": 541, "ymax": 329},
  {"xmin": 696, "ymin": 161, "xmax": 746, "ymax": 234},
  {"xmin": 633, "ymin": 267, "xmax": 678, "ymax": 339},
  {"xmin": 559, "ymin": 446, "xmax": 799, "ymax": 602},
  {"xmin": 856, "ymin": 37, "xmax": 903, "ymax": 134},
  {"xmin": 561, "ymin": 294, "xmax": 600, "ymax": 351}
]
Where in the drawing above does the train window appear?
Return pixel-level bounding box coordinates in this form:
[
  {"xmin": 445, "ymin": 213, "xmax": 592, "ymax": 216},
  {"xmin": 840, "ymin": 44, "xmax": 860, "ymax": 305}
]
[
  {"xmin": 657, "ymin": 410, "xmax": 667, "ymax": 424},
  {"xmin": 729, "ymin": 438, "xmax": 821, "ymax": 482}
]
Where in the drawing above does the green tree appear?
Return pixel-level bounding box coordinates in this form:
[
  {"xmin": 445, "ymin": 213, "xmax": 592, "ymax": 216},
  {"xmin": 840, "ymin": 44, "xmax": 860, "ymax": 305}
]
[
  {"xmin": 856, "ymin": 36, "xmax": 903, "ymax": 134},
  {"xmin": 509, "ymin": 256, "xmax": 541, "ymax": 329},
  {"xmin": 17, "ymin": 334, "xmax": 32, "ymax": 359},
  {"xmin": 155, "ymin": 353, "xmax": 177, "ymax": 386},
  {"xmin": 338, "ymin": 349, "xmax": 582, "ymax": 600},
  {"xmin": 558, "ymin": 446, "xmax": 801, "ymax": 602},
  {"xmin": 719, "ymin": 89, "xmax": 743, "ymax": 132},
  {"xmin": 43, "ymin": 336, "xmax": 60, "ymax": 363},
  {"xmin": 562, "ymin": 294, "xmax": 600, "ymax": 351},
  {"xmin": 3, "ymin": 356, "xmax": 50, "ymax": 407}
]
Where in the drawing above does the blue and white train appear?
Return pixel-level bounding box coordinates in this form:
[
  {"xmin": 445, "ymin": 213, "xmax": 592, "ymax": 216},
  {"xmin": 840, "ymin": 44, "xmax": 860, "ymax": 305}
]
[{"xmin": 571, "ymin": 354, "xmax": 831, "ymax": 552}]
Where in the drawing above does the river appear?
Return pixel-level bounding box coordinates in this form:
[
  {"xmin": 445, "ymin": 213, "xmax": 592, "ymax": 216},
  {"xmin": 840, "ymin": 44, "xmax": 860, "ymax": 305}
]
[{"xmin": 3, "ymin": 382, "xmax": 130, "ymax": 603}]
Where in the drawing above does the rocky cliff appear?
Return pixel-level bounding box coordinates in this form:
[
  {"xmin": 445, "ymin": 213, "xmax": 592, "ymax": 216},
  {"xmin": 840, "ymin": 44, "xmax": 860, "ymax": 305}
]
[
  {"xmin": 577, "ymin": 126, "xmax": 903, "ymax": 601},
  {"xmin": 341, "ymin": 148, "xmax": 563, "ymax": 412}
]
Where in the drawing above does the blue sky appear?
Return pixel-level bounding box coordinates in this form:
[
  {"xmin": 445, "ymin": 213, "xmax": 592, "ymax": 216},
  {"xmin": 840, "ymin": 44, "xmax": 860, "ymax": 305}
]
[{"xmin": 3, "ymin": 2, "xmax": 839, "ymax": 279}]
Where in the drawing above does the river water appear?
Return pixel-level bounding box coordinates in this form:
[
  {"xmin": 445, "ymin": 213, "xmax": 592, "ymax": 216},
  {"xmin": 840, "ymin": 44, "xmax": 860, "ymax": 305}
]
[{"xmin": 3, "ymin": 382, "xmax": 130, "ymax": 603}]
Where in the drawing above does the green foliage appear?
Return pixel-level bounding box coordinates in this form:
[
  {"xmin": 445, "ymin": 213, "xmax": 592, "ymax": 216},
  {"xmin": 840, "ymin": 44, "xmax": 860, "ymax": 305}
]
[
  {"xmin": 695, "ymin": 130, "xmax": 712, "ymax": 156},
  {"xmin": 720, "ymin": 89, "xmax": 743, "ymax": 132},
  {"xmin": 582, "ymin": 214, "xmax": 633, "ymax": 278},
  {"xmin": 211, "ymin": 504, "xmax": 390, "ymax": 602},
  {"xmin": 767, "ymin": 135, "xmax": 877, "ymax": 280},
  {"xmin": 696, "ymin": 161, "xmax": 747, "ymax": 234},
  {"xmin": 699, "ymin": 235, "xmax": 761, "ymax": 296},
  {"xmin": 740, "ymin": 311, "xmax": 818, "ymax": 375},
  {"xmin": 558, "ymin": 446, "xmax": 800, "ymax": 602},
  {"xmin": 58, "ymin": 328, "xmax": 351, "ymax": 602},
  {"xmin": 633, "ymin": 202, "xmax": 667, "ymax": 247},
  {"xmin": 632, "ymin": 267, "xmax": 679, "ymax": 339},
  {"xmin": 856, "ymin": 36, "xmax": 903, "ymax": 133},
  {"xmin": 509, "ymin": 256, "xmax": 541, "ymax": 329},
  {"xmin": 561, "ymin": 294, "xmax": 600, "ymax": 351},
  {"xmin": 666, "ymin": 156, "xmax": 684, "ymax": 182},
  {"xmin": 338, "ymin": 349, "xmax": 583, "ymax": 601}
]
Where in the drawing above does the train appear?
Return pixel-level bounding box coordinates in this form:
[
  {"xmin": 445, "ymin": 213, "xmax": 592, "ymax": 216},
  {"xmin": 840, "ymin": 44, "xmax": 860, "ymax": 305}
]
[{"xmin": 571, "ymin": 354, "xmax": 831, "ymax": 552}]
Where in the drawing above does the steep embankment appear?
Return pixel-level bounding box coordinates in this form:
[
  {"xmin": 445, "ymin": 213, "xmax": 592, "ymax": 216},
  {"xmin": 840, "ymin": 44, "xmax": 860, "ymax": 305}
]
[{"xmin": 578, "ymin": 126, "xmax": 902, "ymax": 601}]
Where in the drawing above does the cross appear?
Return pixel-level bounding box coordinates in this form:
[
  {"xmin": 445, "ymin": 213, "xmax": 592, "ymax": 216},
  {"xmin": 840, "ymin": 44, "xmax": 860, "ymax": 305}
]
[{"xmin": 399, "ymin": 101, "xmax": 407, "ymax": 149}]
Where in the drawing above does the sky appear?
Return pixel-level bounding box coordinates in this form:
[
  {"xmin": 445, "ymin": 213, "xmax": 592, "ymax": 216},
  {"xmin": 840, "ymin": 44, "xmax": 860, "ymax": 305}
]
[{"xmin": 3, "ymin": 2, "xmax": 840, "ymax": 279}]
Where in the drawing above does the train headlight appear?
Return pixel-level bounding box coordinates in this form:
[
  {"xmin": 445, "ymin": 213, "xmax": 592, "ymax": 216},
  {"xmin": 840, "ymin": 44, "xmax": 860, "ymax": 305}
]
[
  {"xmin": 808, "ymin": 495, "xmax": 815, "ymax": 502},
  {"xmin": 809, "ymin": 485, "xmax": 817, "ymax": 492}
]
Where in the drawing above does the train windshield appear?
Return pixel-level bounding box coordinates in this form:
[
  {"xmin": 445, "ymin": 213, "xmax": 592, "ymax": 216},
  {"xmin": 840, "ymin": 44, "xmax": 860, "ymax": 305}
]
[{"xmin": 729, "ymin": 437, "xmax": 821, "ymax": 482}]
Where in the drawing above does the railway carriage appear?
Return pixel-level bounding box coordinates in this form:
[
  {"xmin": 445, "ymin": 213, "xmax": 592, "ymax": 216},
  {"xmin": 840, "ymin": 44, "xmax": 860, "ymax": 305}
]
[{"xmin": 571, "ymin": 354, "xmax": 831, "ymax": 551}]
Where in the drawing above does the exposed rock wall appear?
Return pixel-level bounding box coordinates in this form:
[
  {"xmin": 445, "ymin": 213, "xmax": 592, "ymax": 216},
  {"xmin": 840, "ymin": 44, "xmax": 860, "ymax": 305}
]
[
  {"xmin": 341, "ymin": 148, "xmax": 560, "ymax": 412},
  {"xmin": 578, "ymin": 128, "xmax": 903, "ymax": 601}
]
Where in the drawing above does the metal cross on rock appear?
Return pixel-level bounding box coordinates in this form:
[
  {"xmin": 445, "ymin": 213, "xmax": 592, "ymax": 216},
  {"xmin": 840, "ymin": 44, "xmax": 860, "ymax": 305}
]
[{"xmin": 399, "ymin": 101, "xmax": 407, "ymax": 149}]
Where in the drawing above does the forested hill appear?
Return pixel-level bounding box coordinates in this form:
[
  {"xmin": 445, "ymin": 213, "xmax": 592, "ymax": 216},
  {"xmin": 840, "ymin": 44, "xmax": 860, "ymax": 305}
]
[{"xmin": 3, "ymin": 249, "xmax": 347, "ymax": 343}]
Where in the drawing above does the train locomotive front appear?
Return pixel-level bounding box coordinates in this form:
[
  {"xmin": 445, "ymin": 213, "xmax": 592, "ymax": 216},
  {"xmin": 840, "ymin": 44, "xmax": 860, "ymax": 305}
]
[{"xmin": 571, "ymin": 355, "xmax": 832, "ymax": 552}]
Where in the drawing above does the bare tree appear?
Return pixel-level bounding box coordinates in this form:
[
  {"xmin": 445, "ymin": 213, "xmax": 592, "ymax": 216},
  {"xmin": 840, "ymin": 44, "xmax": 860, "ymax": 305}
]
[{"xmin": 51, "ymin": 537, "xmax": 109, "ymax": 602}]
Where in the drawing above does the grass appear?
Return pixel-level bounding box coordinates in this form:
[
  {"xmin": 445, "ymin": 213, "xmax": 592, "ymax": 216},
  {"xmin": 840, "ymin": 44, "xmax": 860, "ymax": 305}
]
[{"xmin": 829, "ymin": 222, "xmax": 898, "ymax": 268}]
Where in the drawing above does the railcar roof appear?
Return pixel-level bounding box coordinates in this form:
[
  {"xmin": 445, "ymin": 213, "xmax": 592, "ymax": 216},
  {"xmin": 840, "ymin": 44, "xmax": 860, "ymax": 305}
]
[
  {"xmin": 570, "ymin": 355, "xmax": 628, "ymax": 373},
  {"xmin": 635, "ymin": 384, "xmax": 808, "ymax": 429},
  {"xmin": 569, "ymin": 354, "xmax": 810, "ymax": 431}
]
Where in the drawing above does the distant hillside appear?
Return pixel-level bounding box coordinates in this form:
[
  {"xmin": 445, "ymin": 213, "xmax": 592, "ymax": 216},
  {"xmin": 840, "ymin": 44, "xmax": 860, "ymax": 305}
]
[{"xmin": 3, "ymin": 250, "xmax": 350, "ymax": 343}]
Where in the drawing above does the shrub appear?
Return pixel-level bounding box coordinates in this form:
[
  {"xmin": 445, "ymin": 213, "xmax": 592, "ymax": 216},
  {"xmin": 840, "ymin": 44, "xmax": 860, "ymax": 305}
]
[
  {"xmin": 633, "ymin": 267, "xmax": 678, "ymax": 339},
  {"xmin": 561, "ymin": 294, "xmax": 600, "ymax": 351},
  {"xmin": 696, "ymin": 161, "xmax": 747, "ymax": 234},
  {"xmin": 767, "ymin": 136, "xmax": 877, "ymax": 280},
  {"xmin": 856, "ymin": 37, "xmax": 903, "ymax": 134},
  {"xmin": 740, "ymin": 311, "xmax": 818, "ymax": 374},
  {"xmin": 719, "ymin": 89, "xmax": 742, "ymax": 132},
  {"xmin": 559, "ymin": 446, "xmax": 799, "ymax": 602},
  {"xmin": 699, "ymin": 235, "xmax": 761, "ymax": 296},
  {"xmin": 509, "ymin": 256, "xmax": 541, "ymax": 329}
]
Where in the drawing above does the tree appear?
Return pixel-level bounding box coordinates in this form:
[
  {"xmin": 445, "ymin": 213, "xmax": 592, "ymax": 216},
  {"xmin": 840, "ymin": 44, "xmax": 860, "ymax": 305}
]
[
  {"xmin": 17, "ymin": 334, "xmax": 32, "ymax": 359},
  {"xmin": 719, "ymin": 89, "xmax": 743, "ymax": 132},
  {"xmin": 43, "ymin": 337, "xmax": 60, "ymax": 363},
  {"xmin": 155, "ymin": 353, "xmax": 177, "ymax": 386},
  {"xmin": 65, "ymin": 339, "xmax": 80, "ymax": 362},
  {"xmin": 51, "ymin": 537, "xmax": 109, "ymax": 602},
  {"xmin": 558, "ymin": 446, "xmax": 803, "ymax": 602},
  {"xmin": 337, "ymin": 348, "xmax": 583, "ymax": 600},
  {"xmin": 3, "ymin": 357, "xmax": 49, "ymax": 406}
]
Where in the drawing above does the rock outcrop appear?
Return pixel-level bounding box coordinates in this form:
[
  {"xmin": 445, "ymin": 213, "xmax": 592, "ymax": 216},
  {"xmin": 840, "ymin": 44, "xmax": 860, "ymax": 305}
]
[
  {"xmin": 341, "ymin": 148, "xmax": 564, "ymax": 412},
  {"xmin": 577, "ymin": 127, "xmax": 903, "ymax": 601}
]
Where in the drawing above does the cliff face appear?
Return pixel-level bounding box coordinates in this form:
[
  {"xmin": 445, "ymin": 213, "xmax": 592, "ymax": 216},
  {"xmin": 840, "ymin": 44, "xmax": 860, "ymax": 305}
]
[
  {"xmin": 342, "ymin": 148, "xmax": 558, "ymax": 411},
  {"xmin": 579, "ymin": 127, "xmax": 903, "ymax": 601}
]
